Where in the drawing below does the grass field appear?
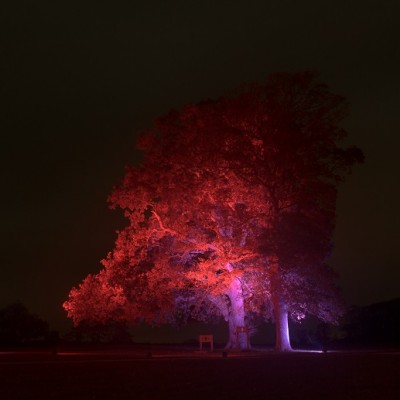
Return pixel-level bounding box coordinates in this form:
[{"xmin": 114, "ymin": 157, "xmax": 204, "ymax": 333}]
[{"xmin": 1, "ymin": 348, "xmax": 399, "ymax": 399}]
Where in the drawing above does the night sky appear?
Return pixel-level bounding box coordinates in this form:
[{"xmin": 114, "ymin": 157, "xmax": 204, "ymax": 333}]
[{"xmin": 1, "ymin": 1, "xmax": 399, "ymax": 333}]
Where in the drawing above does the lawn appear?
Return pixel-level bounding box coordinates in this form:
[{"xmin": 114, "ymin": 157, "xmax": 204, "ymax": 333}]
[{"xmin": 1, "ymin": 348, "xmax": 399, "ymax": 399}]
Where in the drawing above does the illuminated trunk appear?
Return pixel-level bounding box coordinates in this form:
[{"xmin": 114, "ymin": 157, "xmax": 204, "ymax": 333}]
[
  {"xmin": 269, "ymin": 256, "xmax": 292, "ymax": 352},
  {"xmin": 272, "ymin": 294, "xmax": 292, "ymax": 351},
  {"xmin": 224, "ymin": 277, "xmax": 250, "ymax": 351}
]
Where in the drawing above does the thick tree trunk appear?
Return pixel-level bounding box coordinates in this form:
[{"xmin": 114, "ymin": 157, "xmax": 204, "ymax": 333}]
[
  {"xmin": 269, "ymin": 256, "xmax": 292, "ymax": 352},
  {"xmin": 224, "ymin": 276, "xmax": 250, "ymax": 351},
  {"xmin": 272, "ymin": 294, "xmax": 292, "ymax": 352}
]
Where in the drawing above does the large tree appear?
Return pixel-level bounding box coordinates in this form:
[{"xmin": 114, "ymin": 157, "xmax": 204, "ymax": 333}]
[
  {"xmin": 105, "ymin": 158, "xmax": 268, "ymax": 349},
  {"xmin": 64, "ymin": 72, "xmax": 362, "ymax": 351}
]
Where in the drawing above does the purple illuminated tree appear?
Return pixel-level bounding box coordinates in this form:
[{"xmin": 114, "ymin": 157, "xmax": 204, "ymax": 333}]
[{"xmin": 207, "ymin": 72, "xmax": 362, "ymax": 350}]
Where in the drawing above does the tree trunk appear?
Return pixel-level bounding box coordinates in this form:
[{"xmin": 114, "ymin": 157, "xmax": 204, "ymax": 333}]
[
  {"xmin": 224, "ymin": 276, "xmax": 250, "ymax": 351},
  {"xmin": 272, "ymin": 294, "xmax": 292, "ymax": 352},
  {"xmin": 269, "ymin": 256, "xmax": 292, "ymax": 352}
]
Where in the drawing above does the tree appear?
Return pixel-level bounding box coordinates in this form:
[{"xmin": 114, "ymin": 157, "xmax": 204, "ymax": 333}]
[
  {"xmin": 0, "ymin": 302, "xmax": 50, "ymax": 345},
  {"xmin": 65, "ymin": 136, "xmax": 269, "ymax": 348},
  {"xmin": 244, "ymin": 72, "xmax": 362, "ymax": 350},
  {"xmin": 64, "ymin": 71, "xmax": 362, "ymax": 351}
]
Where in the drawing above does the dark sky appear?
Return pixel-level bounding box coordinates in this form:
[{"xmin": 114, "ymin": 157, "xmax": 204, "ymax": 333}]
[{"xmin": 1, "ymin": 1, "xmax": 399, "ymax": 333}]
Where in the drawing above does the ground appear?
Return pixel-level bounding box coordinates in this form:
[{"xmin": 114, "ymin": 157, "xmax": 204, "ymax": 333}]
[{"xmin": 0, "ymin": 347, "xmax": 399, "ymax": 399}]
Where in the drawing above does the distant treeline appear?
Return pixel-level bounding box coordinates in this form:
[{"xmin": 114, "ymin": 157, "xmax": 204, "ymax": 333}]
[
  {"xmin": 0, "ymin": 299, "xmax": 399, "ymax": 348},
  {"xmin": 285, "ymin": 298, "xmax": 400, "ymax": 349},
  {"xmin": 342, "ymin": 298, "xmax": 400, "ymax": 346},
  {"xmin": 0, "ymin": 302, "xmax": 132, "ymax": 347},
  {"xmin": 0, "ymin": 302, "xmax": 57, "ymax": 346}
]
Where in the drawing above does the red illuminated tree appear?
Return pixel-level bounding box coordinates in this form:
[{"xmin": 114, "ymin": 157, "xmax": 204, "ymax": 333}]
[
  {"xmin": 64, "ymin": 71, "xmax": 362, "ymax": 351},
  {"xmin": 65, "ymin": 141, "xmax": 269, "ymax": 348},
  {"xmin": 103, "ymin": 158, "xmax": 269, "ymax": 349}
]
